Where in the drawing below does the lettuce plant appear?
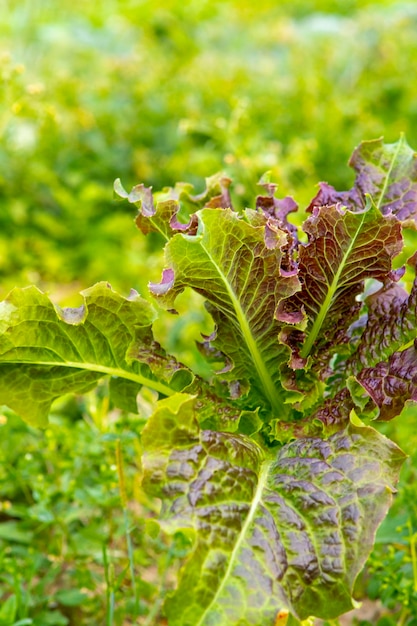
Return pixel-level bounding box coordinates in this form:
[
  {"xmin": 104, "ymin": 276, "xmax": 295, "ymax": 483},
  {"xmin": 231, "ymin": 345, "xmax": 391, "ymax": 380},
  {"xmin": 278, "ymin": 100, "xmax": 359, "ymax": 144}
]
[{"xmin": 0, "ymin": 136, "xmax": 416, "ymax": 624}]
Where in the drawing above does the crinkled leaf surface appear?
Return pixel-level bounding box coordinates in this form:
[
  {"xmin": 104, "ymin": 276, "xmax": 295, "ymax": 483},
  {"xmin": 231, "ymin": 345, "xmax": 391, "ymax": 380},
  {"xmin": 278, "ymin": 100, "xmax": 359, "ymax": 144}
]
[
  {"xmin": 309, "ymin": 136, "xmax": 417, "ymax": 223},
  {"xmin": 334, "ymin": 256, "xmax": 417, "ymax": 422},
  {"xmin": 277, "ymin": 199, "xmax": 402, "ymax": 369},
  {"xmin": 349, "ymin": 257, "xmax": 417, "ymax": 373},
  {"xmin": 142, "ymin": 394, "xmax": 405, "ymax": 625},
  {"xmin": 150, "ymin": 207, "xmax": 300, "ymax": 416},
  {"xmin": 0, "ymin": 283, "xmax": 180, "ymax": 425},
  {"xmin": 355, "ymin": 344, "xmax": 417, "ymax": 421},
  {"xmin": 185, "ymin": 376, "xmax": 262, "ymax": 434},
  {"xmin": 272, "ymin": 388, "xmax": 356, "ymax": 444}
]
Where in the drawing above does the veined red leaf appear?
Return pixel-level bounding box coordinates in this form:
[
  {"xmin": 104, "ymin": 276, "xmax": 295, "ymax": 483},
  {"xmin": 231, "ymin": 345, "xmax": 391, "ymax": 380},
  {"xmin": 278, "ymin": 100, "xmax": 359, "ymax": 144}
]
[
  {"xmin": 277, "ymin": 198, "xmax": 402, "ymax": 370},
  {"xmin": 309, "ymin": 135, "xmax": 417, "ymax": 225}
]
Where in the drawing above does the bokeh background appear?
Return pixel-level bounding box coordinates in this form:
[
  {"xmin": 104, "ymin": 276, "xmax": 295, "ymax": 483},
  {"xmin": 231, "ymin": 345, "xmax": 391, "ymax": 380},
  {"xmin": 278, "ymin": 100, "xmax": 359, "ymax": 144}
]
[{"xmin": 1, "ymin": 1, "xmax": 417, "ymax": 624}]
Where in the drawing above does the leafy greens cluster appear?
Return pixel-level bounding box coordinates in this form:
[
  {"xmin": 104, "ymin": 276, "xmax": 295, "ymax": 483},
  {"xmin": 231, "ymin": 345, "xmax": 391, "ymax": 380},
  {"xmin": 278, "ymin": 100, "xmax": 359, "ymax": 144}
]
[{"xmin": 1, "ymin": 136, "xmax": 416, "ymax": 624}]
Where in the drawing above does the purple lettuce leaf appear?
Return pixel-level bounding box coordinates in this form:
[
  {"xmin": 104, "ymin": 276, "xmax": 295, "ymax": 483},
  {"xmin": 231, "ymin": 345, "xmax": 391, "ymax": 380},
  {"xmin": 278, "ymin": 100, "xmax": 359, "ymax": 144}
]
[
  {"xmin": 276, "ymin": 198, "xmax": 403, "ymax": 375},
  {"xmin": 141, "ymin": 393, "xmax": 405, "ymax": 625},
  {"xmin": 282, "ymin": 257, "xmax": 417, "ymax": 424},
  {"xmin": 354, "ymin": 343, "xmax": 417, "ymax": 421},
  {"xmin": 348, "ymin": 254, "xmax": 417, "ymax": 373},
  {"xmin": 309, "ymin": 136, "xmax": 417, "ymax": 224},
  {"xmin": 332, "ymin": 254, "xmax": 417, "ymax": 422}
]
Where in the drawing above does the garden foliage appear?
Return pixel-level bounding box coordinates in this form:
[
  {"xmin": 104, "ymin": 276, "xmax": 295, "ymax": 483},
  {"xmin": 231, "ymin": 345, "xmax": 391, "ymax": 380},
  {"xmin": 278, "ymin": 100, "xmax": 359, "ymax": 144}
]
[
  {"xmin": 0, "ymin": 136, "xmax": 416, "ymax": 624},
  {"xmin": 3, "ymin": 1, "xmax": 417, "ymax": 298}
]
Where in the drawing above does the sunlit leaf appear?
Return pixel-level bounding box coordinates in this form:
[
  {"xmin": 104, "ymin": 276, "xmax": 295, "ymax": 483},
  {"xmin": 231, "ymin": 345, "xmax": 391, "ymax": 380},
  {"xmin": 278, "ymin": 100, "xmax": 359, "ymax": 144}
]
[
  {"xmin": 0, "ymin": 283, "xmax": 176, "ymax": 425},
  {"xmin": 142, "ymin": 394, "xmax": 405, "ymax": 625},
  {"xmin": 309, "ymin": 135, "xmax": 417, "ymax": 224}
]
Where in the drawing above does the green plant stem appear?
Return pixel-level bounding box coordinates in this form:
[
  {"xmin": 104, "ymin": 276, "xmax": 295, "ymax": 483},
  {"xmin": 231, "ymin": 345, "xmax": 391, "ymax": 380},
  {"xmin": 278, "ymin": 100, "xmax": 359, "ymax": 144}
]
[
  {"xmin": 143, "ymin": 592, "xmax": 165, "ymax": 626},
  {"xmin": 398, "ymin": 606, "xmax": 410, "ymax": 626},
  {"xmin": 124, "ymin": 507, "xmax": 140, "ymax": 616},
  {"xmin": 103, "ymin": 544, "xmax": 115, "ymax": 626},
  {"xmin": 408, "ymin": 518, "xmax": 417, "ymax": 593},
  {"xmin": 116, "ymin": 440, "xmax": 140, "ymax": 616}
]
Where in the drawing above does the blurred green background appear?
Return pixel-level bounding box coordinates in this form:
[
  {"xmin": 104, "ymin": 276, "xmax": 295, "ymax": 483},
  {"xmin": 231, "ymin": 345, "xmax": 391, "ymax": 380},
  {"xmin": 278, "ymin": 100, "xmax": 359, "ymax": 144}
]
[
  {"xmin": 1, "ymin": 1, "xmax": 417, "ymax": 624},
  {"xmin": 2, "ymin": 0, "xmax": 417, "ymax": 297}
]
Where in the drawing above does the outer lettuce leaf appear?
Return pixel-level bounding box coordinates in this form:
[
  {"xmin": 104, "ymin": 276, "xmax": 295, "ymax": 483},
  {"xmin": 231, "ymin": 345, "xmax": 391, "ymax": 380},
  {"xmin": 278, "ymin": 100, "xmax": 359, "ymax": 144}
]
[
  {"xmin": 0, "ymin": 283, "xmax": 182, "ymax": 425},
  {"xmin": 334, "ymin": 256, "xmax": 417, "ymax": 422},
  {"xmin": 0, "ymin": 282, "xmax": 256, "ymax": 431},
  {"xmin": 150, "ymin": 207, "xmax": 300, "ymax": 415},
  {"xmin": 276, "ymin": 199, "xmax": 402, "ymax": 371},
  {"xmin": 114, "ymin": 180, "xmax": 196, "ymax": 240},
  {"xmin": 142, "ymin": 393, "xmax": 405, "ymax": 625},
  {"xmin": 355, "ymin": 344, "xmax": 417, "ymax": 421},
  {"xmin": 309, "ymin": 135, "xmax": 417, "ymax": 224},
  {"xmin": 349, "ymin": 256, "xmax": 417, "ymax": 372}
]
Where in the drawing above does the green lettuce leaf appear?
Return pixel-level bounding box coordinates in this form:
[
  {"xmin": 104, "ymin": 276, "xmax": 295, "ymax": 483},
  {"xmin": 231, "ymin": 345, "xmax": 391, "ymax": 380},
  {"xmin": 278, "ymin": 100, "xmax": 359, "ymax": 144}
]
[
  {"xmin": 309, "ymin": 135, "xmax": 417, "ymax": 224},
  {"xmin": 0, "ymin": 283, "xmax": 179, "ymax": 425},
  {"xmin": 142, "ymin": 393, "xmax": 405, "ymax": 625},
  {"xmin": 0, "ymin": 282, "xmax": 255, "ymax": 430},
  {"xmin": 150, "ymin": 207, "xmax": 300, "ymax": 416}
]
